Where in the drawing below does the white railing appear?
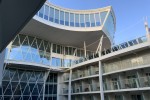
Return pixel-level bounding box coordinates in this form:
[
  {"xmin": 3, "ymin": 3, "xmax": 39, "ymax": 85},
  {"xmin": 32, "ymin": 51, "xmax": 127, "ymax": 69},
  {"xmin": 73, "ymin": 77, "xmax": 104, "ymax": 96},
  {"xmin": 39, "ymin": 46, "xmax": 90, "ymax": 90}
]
[
  {"xmin": 103, "ymin": 53, "xmax": 150, "ymax": 73},
  {"xmin": 103, "ymin": 76, "xmax": 150, "ymax": 91}
]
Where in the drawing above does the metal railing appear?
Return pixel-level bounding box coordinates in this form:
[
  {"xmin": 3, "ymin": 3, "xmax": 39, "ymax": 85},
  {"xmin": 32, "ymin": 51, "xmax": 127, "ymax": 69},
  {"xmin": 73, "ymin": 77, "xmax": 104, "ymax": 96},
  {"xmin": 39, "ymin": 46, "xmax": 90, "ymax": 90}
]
[
  {"xmin": 63, "ymin": 74, "xmax": 69, "ymax": 81},
  {"xmin": 103, "ymin": 76, "xmax": 150, "ymax": 91},
  {"xmin": 71, "ymin": 83, "xmax": 100, "ymax": 94},
  {"xmin": 72, "ymin": 36, "xmax": 147, "ymax": 66},
  {"xmin": 103, "ymin": 53, "xmax": 150, "ymax": 73},
  {"xmin": 62, "ymin": 88, "xmax": 69, "ymax": 94},
  {"xmin": 72, "ymin": 67, "xmax": 99, "ymax": 80}
]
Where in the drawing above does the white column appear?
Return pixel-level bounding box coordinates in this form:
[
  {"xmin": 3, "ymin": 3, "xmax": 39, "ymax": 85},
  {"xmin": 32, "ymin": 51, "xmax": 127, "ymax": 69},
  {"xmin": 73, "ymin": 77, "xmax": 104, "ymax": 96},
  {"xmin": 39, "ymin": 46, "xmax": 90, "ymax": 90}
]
[
  {"xmin": 68, "ymin": 69, "xmax": 72, "ymax": 100},
  {"xmin": 43, "ymin": 70, "xmax": 50, "ymax": 100},
  {"xmin": 99, "ymin": 61, "xmax": 104, "ymax": 100},
  {"xmin": 84, "ymin": 41, "xmax": 86, "ymax": 57}
]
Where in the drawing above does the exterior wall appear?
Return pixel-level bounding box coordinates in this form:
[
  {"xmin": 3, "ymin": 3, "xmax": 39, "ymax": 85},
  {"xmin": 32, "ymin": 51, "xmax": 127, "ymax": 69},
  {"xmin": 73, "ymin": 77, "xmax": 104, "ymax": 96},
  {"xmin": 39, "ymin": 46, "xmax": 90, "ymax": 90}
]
[
  {"xmin": 0, "ymin": 49, "xmax": 6, "ymax": 86},
  {"xmin": 59, "ymin": 38, "xmax": 150, "ymax": 100},
  {"xmin": 0, "ymin": 65, "xmax": 58, "ymax": 100}
]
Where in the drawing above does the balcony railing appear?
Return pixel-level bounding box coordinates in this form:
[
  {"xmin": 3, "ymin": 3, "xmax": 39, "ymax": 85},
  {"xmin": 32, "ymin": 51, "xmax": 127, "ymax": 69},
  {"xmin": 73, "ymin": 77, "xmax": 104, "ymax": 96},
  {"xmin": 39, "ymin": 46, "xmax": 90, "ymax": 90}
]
[
  {"xmin": 71, "ymin": 83, "xmax": 100, "ymax": 93},
  {"xmin": 63, "ymin": 75, "xmax": 69, "ymax": 81},
  {"xmin": 72, "ymin": 36, "xmax": 147, "ymax": 66},
  {"xmin": 72, "ymin": 67, "xmax": 99, "ymax": 80},
  {"xmin": 62, "ymin": 88, "xmax": 69, "ymax": 94},
  {"xmin": 103, "ymin": 53, "xmax": 150, "ymax": 73},
  {"xmin": 103, "ymin": 76, "xmax": 150, "ymax": 91}
]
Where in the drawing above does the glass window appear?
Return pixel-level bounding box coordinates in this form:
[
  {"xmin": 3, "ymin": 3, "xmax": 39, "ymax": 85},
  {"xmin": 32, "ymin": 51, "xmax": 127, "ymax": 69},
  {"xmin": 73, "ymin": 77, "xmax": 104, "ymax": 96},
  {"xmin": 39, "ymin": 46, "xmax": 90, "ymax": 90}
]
[
  {"xmin": 44, "ymin": 5, "xmax": 49, "ymax": 20},
  {"xmin": 69, "ymin": 47, "xmax": 72, "ymax": 55},
  {"xmin": 65, "ymin": 47, "xmax": 68, "ymax": 55},
  {"xmin": 63, "ymin": 59, "xmax": 71, "ymax": 67},
  {"xmin": 60, "ymin": 11, "xmax": 64, "ymax": 25},
  {"xmin": 49, "ymin": 7, "xmax": 54, "ymax": 22},
  {"xmin": 85, "ymin": 14, "xmax": 90, "ymax": 27},
  {"xmin": 57, "ymin": 45, "xmax": 61, "ymax": 54},
  {"xmin": 77, "ymin": 49, "xmax": 81, "ymax": 57},
  {"xmin": 100, "ymin": 11, "xmax": 107, "ymax": 24},
  {"xmin": 90, "ymin": 14, "xmax": 95, "ymax": 27},
  {"xmin": 80, "ymin": 14, "xmax": 85, "ymax": 27},
  {"xmin": 104, "ymin": 12, "xmax": 115, "ymax": 39},
  {"xmin": 70, "ymin": 13, "xmax": 74, "ymax": 26},
  {"xmin": 53, "ymin": 44, "xmax": 57, "ymax": 53},
  {"xmin": 65, "ymin": 12, "xmax": 69, "ymax": 26},
  {"xmin": 75, "ymin": 14, "xmax": 80, "ymax": 27},
  {"xmin": 39, "ymin": 6, "xmax": 44, "ymax": 18},
  {"xmin": 54, "ymin": 9, "xmax": 59, "ymax": 24},
  {"xmin": 51, "ymin": 57, "xmax": 61, "ymax": 67},
  {"xmin": 95, "ymin": 13, "xmax": 101, "ymax": 26}
]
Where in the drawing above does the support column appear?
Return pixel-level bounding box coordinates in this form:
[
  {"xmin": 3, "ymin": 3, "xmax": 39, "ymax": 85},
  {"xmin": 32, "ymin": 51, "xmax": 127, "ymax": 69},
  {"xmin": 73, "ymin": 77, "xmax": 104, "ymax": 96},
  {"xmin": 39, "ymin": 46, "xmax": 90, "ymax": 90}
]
[
  {"xmin": 84, "ymin": 41, "xmax": 86, "ymax": 57},
  {"xmin": 99, "ymin": 61, "xmax": 104, "ymax": 100},
  {"xmin": 68, "ymin": 69, "xmax": 72, "ymax": 100},
  {"xmin": 0, "ymin": 49, "xmax": 6, "ymax": 87},
  {"xmin": 43, "ymin": 70, "xmax": 49, "ymax": 100}
]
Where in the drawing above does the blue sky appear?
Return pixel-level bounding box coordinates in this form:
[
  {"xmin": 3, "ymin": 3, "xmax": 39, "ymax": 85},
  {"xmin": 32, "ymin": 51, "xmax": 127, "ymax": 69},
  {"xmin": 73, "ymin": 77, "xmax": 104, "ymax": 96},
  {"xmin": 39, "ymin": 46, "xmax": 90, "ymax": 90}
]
[{"xmin": 48, "ymin": 0, "xmax": 150, "ymax": 44}]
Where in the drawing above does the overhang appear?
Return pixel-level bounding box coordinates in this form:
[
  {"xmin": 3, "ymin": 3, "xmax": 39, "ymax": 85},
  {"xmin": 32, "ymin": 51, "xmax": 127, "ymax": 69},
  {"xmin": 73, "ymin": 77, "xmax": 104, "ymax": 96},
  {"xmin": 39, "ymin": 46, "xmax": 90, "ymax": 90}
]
[{"xmin": 21, "ymin": 17, "xmax": 111, "ymax": 51}]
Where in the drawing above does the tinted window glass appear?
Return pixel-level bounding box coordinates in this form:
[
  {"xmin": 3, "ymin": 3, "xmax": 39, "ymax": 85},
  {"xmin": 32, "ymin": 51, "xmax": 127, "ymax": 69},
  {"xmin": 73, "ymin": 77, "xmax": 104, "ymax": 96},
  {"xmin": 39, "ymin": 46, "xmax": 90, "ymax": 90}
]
[
  {"xmin": 70, "ymin": 13, "xmax": 74, "ymax": 26},
  {"xmin": 100, "ymin": 11, "xmax": 107, "ymax": 24},
  {"xmin": 85, "ymin": 14, "xmax": 90, "ymax": 27},
  {"xmin": 65, "ymin": 12, "xmax": 69, "ymax": 26},
  {"xmin": 75, "ymin": 14, "xmax": 80, "ymax": 27},
  {"xmin": 60, "ymin": 11, "xmax": 64, "ymax": 25},
  {"xmin": 44, "ymin": 5, "xmax": 49, "ymax": 20},
  {"xmin": 80, "ymin": 14, "xmax": 85, "ymax": 27},
  {"xmin": 49, "ymin": 7, "xmax": 54, "ymax": 22},
  {"xmin": 39, "ymin": 6, "xmax": 44, "ymax": 18},
  {"xmin": 95, "ymin": 13, "xmax": 101, "ymax": 26},
  {"xmin": 90, "ymin": 14, "xmax": 95, "ymax": 27},
  {"xmin": 55, "ymin": 9, "xmax": 59, "ymax": 24}
]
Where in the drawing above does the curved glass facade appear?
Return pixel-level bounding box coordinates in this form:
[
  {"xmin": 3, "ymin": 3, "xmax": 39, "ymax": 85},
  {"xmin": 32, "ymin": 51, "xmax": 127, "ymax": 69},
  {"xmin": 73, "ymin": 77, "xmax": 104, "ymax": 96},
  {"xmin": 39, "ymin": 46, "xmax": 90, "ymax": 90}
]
[
  {"xmin": 0, "ymin": 67, "xmax": 57, "ymax": 100},
  {"xmin": 104, "ymin": 12, "xmax": 115, "ymax": 39},
  {"xmin": 35, "ymin": 3, "xmax": 116, "ymax": 44},
  {"xmin": 6, "ymin": 34, "xmax": 94, "ymax": 68},
  {"xmin": 35, "ymin": 4, "xmax": 112, "ymax": 28}
]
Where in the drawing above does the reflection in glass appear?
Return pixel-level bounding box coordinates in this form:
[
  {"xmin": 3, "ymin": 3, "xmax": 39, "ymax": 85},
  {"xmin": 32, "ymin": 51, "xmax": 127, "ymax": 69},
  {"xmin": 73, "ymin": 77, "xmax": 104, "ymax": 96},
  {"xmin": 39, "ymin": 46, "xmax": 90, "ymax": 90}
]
[
  {"xmin": 85, "ymin": 14, "xmax": 90, "ymax": 27},
  {"xmin": 60, "ymin": 11, "xmax": 64, "ymax": 25},
  {"xmin": 2, "ymin": 68, "xmax": 45, "ymax": 99},
  {"xmin": 63, "ymin": 59, "xmax": 71, "ymax": 67},
  {"xmin": 95, "ymin": 13, "xmax": 101, "ymax": 26},
  {"xmin": 80, "ymin": 14, "xmax": 85, "ymax": 27},
  {"xmin": 75, "ymin": 14, "xmax": 80, "ymax": 27},
  {"xmin": 65, "ymin": 12, "xmax": 69, "ymax": 26},
  {"xmin": 90, "ymin": 14, "xmax": 95, "ymax": 27},
  {"xmin": 55, "ymin": 9, "xmax": 59, "ymax": 24},
  {"xmin": 70, "ymin": 13, "xmax": 74, "ymax": 26},
  {"xmin": 104, "ymin": 12, "xmax": 115, "ymax": 39},
  {"xmin": 100, "ymin": 11, "xmax": 107, "ymax": 24},
  {"xmin": 44, "ymin": 5, "xmax": 49, "ymax": 20},
  {"xmin": 39, "ymin": 6, "xmax": 44, "ymax": 18},
  {"xmin": 51, "ymin": 57, "xmax": 61, "ymax": 67},
  {"xmin": 49, "ymin": 7, "xmax": 54, "ymax": 22}
]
